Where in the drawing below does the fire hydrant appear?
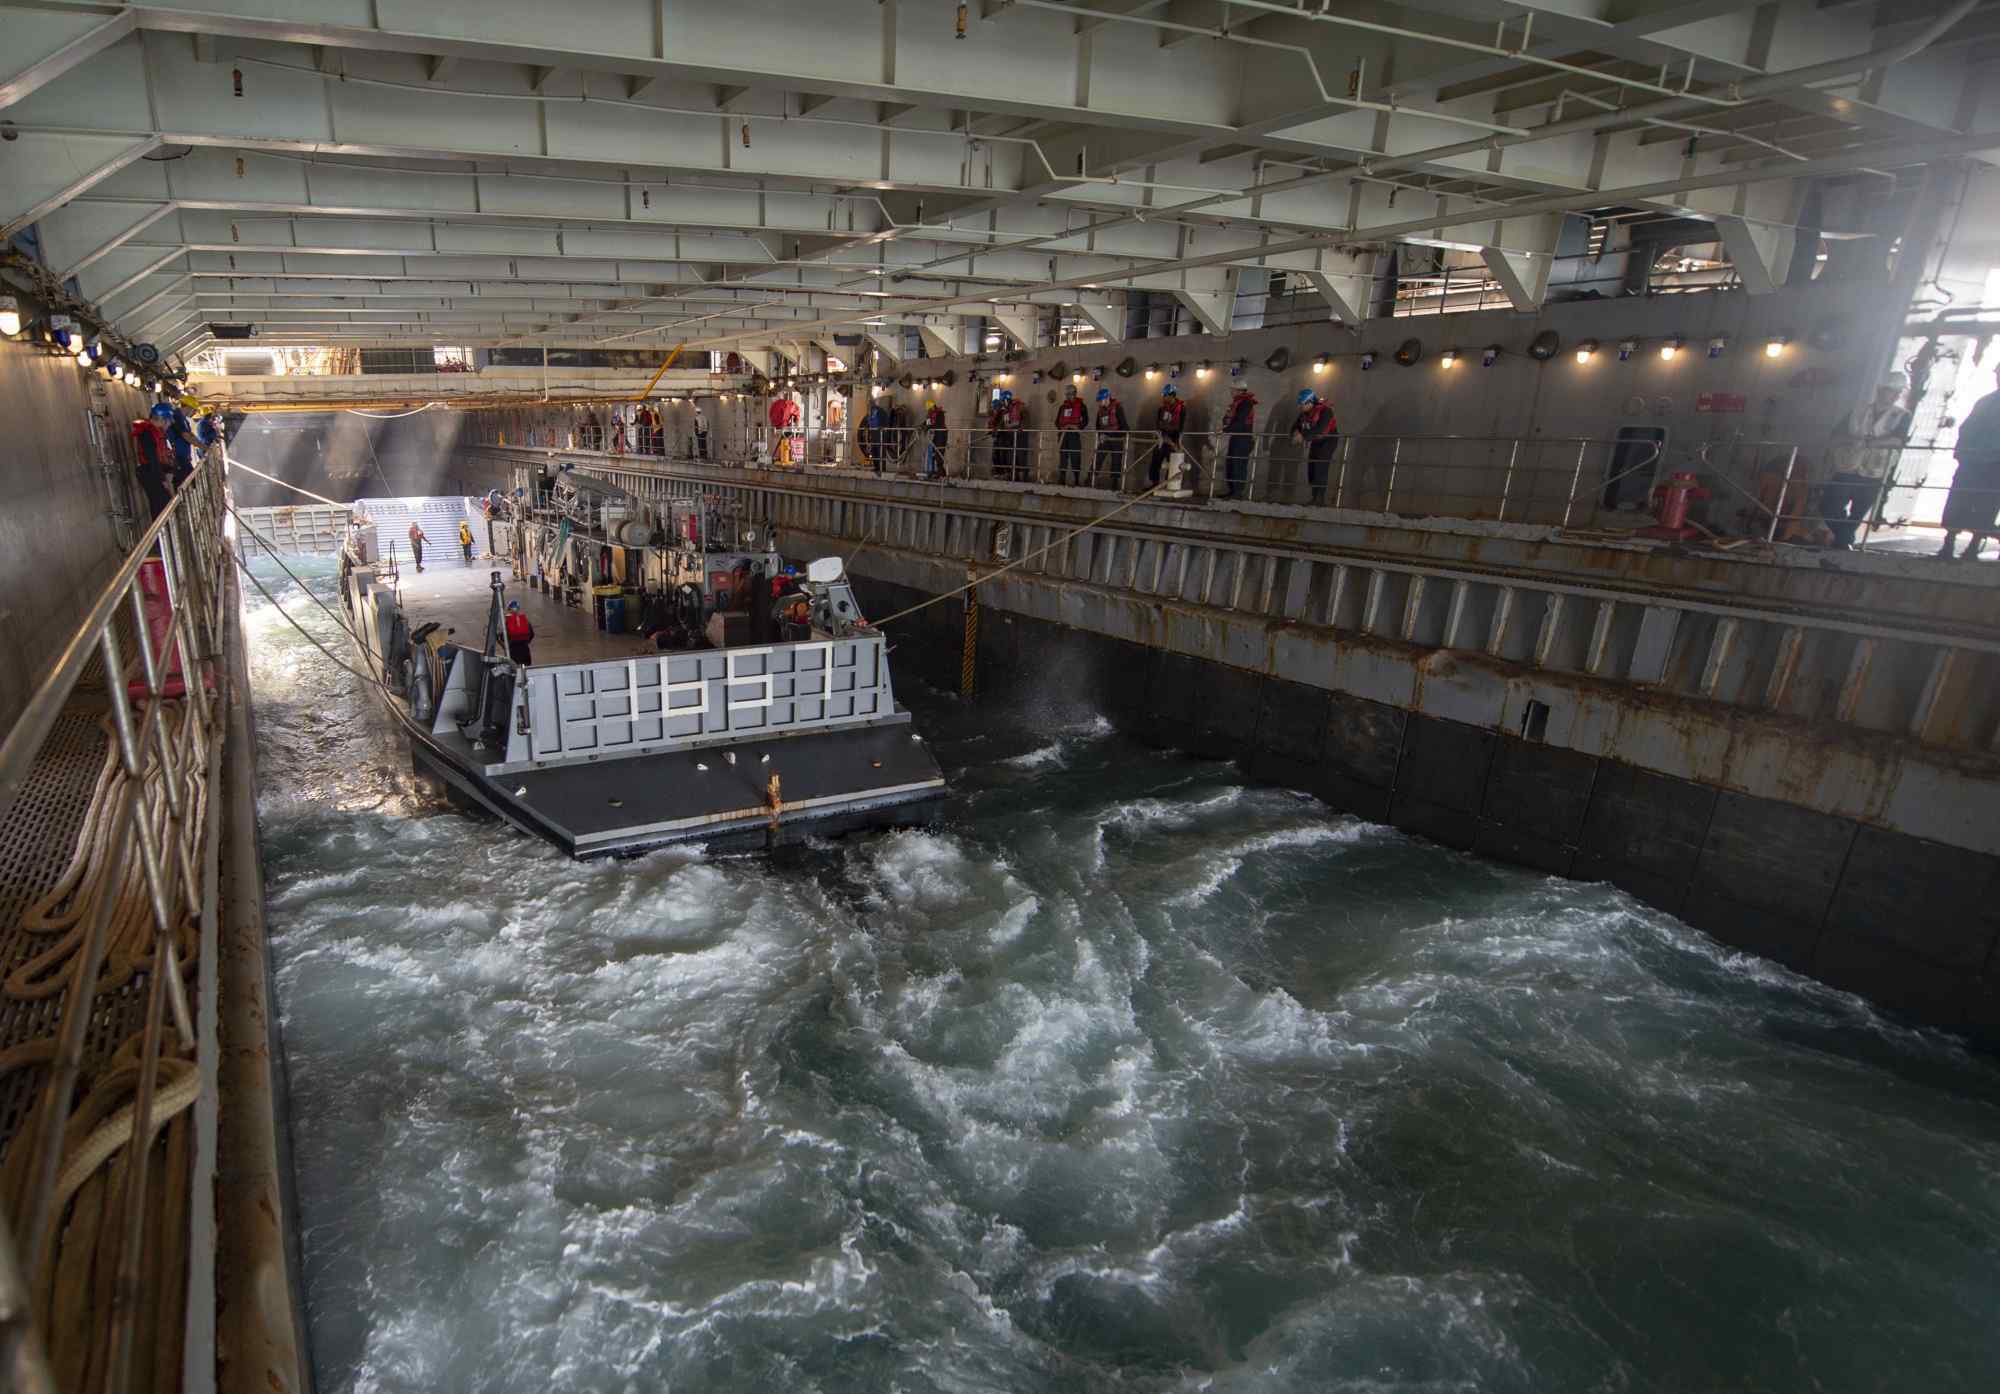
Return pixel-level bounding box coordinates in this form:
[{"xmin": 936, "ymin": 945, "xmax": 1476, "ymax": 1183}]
[{"xmin": 1640, "ymin": 470, "xmax": 1710, "ymax": 540}]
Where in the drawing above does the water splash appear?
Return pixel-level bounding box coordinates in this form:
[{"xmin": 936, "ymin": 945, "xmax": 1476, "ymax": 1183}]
[{"xmin": 245, "ymin": 557, "xmax": 2000, "ymax": 1394}]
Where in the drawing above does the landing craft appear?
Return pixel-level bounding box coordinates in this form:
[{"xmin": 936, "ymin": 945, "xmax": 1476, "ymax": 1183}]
[{"xmin": 335, "ymin": 470, "xmax": 945, "ymax": 855}]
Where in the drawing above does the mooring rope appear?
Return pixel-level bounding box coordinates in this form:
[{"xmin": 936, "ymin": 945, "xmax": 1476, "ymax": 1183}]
[{"xmin": 868, "ymin": 481, "xmax": 1168, "ymax": 628}]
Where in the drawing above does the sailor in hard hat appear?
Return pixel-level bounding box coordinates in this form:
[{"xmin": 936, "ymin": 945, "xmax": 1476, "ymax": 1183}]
[
  {"xmin": 1823, "ymin": 372, "xmax": 1913, "ymax": 549},
  {"xmin": 1093, "ymin": 386, "xmax": 1129, "ymax": 490},
  {"xmin": 1290, "ymin": 386, "xmax": 1338, "ymax": 505},
  {"xmin": 504, "ymin": 600, "xmax": 535, "ymax": 664}
]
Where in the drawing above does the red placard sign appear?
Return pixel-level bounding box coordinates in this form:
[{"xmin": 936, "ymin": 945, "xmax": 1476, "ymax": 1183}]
[{"xmin": 1696, "ymin": 391, "xmax": 1747, "ymax": 413}]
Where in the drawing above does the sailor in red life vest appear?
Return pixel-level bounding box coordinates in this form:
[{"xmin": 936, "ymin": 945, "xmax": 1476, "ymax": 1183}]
[
  {"xmin": 1290, "ymin": 388, "xmax": 1339, "ymax": 505},
  {"xmin": 1149, "ymin": 384, "xmax": 1187, "ymax": 487},
  {"xmin": 129, "ymin": 417, "xmax": 174, "ymax": 519},
  {"xmin": 504, "ymin": 600, "xmax": 535, "ymax": 665},
  {"xmin": 1093, "ymin": 388, "xmax": 1129, "ymax": 491},
  {"xmin": 1055, "ymin": 384, "xmax": 1088, "ymax": 486},
  {"xmin": 922, "ymin": 398, "xmax": 948, "ymax": 478},
  {"xmin": 989, "ymin": 389, "xmax": 1026, "ymax": 481},
  {"xmin": 1220, "ymin": 384, "xmax": 1259, "ymax": 499}
]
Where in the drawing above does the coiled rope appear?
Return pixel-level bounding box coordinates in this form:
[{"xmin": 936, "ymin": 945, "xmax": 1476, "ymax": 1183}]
[{"xmin": 1, "ymin": 694, "xmax": 208, "ymax": 1389}]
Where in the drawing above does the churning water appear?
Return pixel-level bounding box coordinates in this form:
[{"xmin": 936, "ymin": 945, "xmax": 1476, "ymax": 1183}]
[{"xmin": 243, "ymin": 557, "xmax": 2000, "ymax": 1393}]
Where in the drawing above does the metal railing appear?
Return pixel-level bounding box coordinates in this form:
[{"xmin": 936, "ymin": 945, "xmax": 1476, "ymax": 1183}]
[
  {"xmin": 1693, "ymin": 440, "xmax": 2000, "ymax": 552},
  {"xmin": 0, "ymin": 458, "xmax": 232, "ymax": 1393},
  {"xmin": 732, "ymin": 423, "xmax": 1667, "ymax": 526}
]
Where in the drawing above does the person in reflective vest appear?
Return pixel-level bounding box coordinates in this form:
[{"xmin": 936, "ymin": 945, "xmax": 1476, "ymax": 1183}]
[
  {"xmin": 458, "ymin": 519, "xmax": 475, "ymax": 562},
  {"xmin": 504, "ymin": 600, "xmax": 534, "ymax": 664},
  {"xmin": 1220, "ymin": 385, "xmax": 1259, "ymax": 499},
  {"xmin": 1149, "ymin": 385, "xmax": 1186, "ymax": 487},
  {"xmin": 1055, "ymin": 384, "xmax": 1088, "ymax": 486},
  {"xmin": 923, "ymin": 399, "xmax": 948, "ymax": 478},
  {"xmin": 1290, "ymin": 388, "xmax": 1338, "ymax": 505},
  {"xmin": 1093, "ymin": 388, "xmax": 1128, "ymax": 491}
]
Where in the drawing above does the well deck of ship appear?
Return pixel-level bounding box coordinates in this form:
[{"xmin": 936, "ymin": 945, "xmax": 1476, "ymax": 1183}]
[{"xmin": 389, "ymin": 553, "xmax": 659, "ymax": 667}]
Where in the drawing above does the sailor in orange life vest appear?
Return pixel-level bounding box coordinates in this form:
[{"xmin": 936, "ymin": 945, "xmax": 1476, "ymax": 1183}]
[
  {"xmin": 504, "ymin": 601, "xmax": 535, "ymax": 665},
  {"xmin": 1055, "ymin": 383, "xmax": 1088, "ymax": 486}
]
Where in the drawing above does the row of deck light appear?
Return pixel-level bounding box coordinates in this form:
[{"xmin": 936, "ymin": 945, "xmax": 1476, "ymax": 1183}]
[
  {"xmin": 1575, "ymin": 334, "xmax": 1787, "ymax": 364},
  {"xmin": 1, "ymin": 291, "xmax": 179, "ymax": 394}
]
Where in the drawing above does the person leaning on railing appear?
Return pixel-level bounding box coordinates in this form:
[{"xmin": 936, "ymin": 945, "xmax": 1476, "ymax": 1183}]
[
  {"xmin": 1821, "ymin": 374, "xmax": 1912, "ymax": 549},
  {"xmin": 1940, "ymin": 362, "xmax": 2000, "ymax": 560}
]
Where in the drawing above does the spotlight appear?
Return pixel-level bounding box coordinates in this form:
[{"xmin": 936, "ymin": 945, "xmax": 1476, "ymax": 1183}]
[
  {"xmin": 1575, "ymin": 339, "xmax": 1599, "ymax": 364},
  {"xmin": 1440, "ymin": 349, "xmax": 1457, "ymax": 368},
  {"xmin": 0, "ymin": 296, "xmax": 19, "ymax": 338},
  {"xmin": 1617, "ymin": 339, "xmax": 1638, "ymax": 362},
  {"xmin": 1481, "ymin": 345, "xmax": 1500, "ymax": 367},
  {"xmin": 1195, "ymin": 361, "xmax": 1211, "ymax": 379},
  {"xmin": 1764, "ymin": 335, "xmax": 1788, "ymax": 359},
  {"xmin": 1360, "ymin": 351, "xmax": 1376, "ymax": 370},
  {"xmin": 1659, "ymin": 337, "xmax": 1682, "ymax": 361},
  {"xmin": 74, "ymin": 341, "xmax": 92, "ymax": 366},
  {"xmin": 1312, "ymin": 353, "xmax": 1329, "ymax": 374},
  {"xmin": 1072, "ymin": 372, "xmax": 1084, "ymax": 384},
  {"xmin": 1144, "ymin": 364, "xmax": 1159, "ymax": 379}
]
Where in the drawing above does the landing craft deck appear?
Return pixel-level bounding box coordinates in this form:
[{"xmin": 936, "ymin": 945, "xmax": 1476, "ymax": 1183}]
[{"xmin": 338, "ymin": 496, "xmax": 946, "ymax": 855}]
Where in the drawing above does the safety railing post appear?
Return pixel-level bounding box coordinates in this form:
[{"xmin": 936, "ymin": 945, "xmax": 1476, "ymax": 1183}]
[
  {"xmin": 1334, "ymin": 435, "xmax": 1352, "ymax": 510},
  {"xmin": 1767, "ymin": 446, "xmax": 1799, "ymax": 543},
  {"xmin": 1497, "ymin": 439, "xmax": 1521, "ymax": 522},
  {"xmin": 1384, "ymin": 437, "xmax": 1403, "ymax": 514},
  {"xmin": 1561, "ymin": 438, "xmax": 1590, "ymax": 529}
]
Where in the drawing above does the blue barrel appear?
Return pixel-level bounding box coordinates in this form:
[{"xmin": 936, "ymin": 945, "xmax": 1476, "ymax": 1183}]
[{"xmin": 603, "ymin": 596, "xmax": 625, "ymax": 633}]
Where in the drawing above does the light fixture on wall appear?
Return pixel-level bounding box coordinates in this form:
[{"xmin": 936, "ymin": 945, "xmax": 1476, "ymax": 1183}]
[
  {"xmin": 1707, "ymin": 335, "xmax": 1729, "ymax": 359},
  {"xmin": 0, "ymin": 296, "xmax": 19, "ymax": 338},
  {"xmin": 1764, "ymin": 335, "xmax": 1789, "ymax": 358},
  {"xmin": 1195, "ymin": 361, "xmax": 1211, "ymax": 379},
  {"xmin": 74, "ymin": 340, "xmax": 93, "ymax": 366},
  {"xmin": 1360, "ymin": 351, "xmax": 1376, "ymax": 370},
  {"xmin": 1312, "ymin": 353, "xmax": 1330, "ymax": 374},
  {"xmin": 1170, "ymin": 361, "xmax": 1185, "ymax": 379},
  {"xmin": 1659, "ymin": 336, "xmax": 1683, "ymax": 361},
  {"xmin": 1617, "ymin": 338, "xmax": 1638, "ymax": 362},
  {"xmin": 1481, "ymin": 345, "xmax": 1501, "ymax": 367},
  {"xmin": 1072, "ymin": 371, "xmax": 1085, "ymax": 384},
  {"xmin": 1440, "ymin": 348, "xmax": 1457, "ymax": 368},
  {"xmin": 1144, "ymin": 363, "xmax": 1159, "ymax": 379},
  {"xmin": 1575, "ymin": 339, "xmax": 1599, "ymax": 364},
  {"xmin": 1229, "ymin": 359, "xmax": 1246, "ymax": 377},
  {"xmin": 1091, "ymin": 364, "xmax": 1104, "ymax": 382}
]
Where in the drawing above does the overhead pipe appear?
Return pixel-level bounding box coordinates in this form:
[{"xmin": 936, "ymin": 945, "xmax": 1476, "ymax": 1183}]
[
  {"xmin": 674, "ymin": 122, "xmax": 2000, "ymax": 349},
  {"xmin": 709, "ymin": 0, "xmax": 1985, "ymax": 336}
]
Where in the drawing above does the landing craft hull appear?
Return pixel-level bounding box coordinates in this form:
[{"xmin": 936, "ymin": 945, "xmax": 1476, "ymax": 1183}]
[{"xmin": 338, "ymin": 554, "xmax": 946, "ymax": 857}]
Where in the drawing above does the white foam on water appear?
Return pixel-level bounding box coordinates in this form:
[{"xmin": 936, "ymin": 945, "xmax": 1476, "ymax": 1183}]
[{"xmin": 245, "ymin": 556, "xmax": 2000, "ymax": 1394}]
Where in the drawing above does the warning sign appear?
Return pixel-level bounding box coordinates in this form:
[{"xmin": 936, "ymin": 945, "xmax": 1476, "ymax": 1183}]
[{"xmin": 1696, "ymin": 392, "xmax": 1747, "ymax": 413}]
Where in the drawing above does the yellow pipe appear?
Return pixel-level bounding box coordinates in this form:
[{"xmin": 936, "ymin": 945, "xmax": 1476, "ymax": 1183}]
[{"xmin": 631, "ymin": 343, "xmax": 686, "ymax": 402}]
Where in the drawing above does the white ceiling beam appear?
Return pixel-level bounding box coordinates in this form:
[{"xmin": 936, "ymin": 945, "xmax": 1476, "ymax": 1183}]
[{"xmin": 0, "ymin": 8, "xmax": 135, "ymax": 109}]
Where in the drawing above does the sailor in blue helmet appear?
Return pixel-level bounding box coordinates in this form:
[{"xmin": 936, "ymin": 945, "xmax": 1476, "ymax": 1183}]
[
  {"xmin": 1289, "ymin": 386, "xmax": 1338, "ymax": 506},
  {"xmin": 1093, "ymin": 386, "xmax": 1129, "ymax": 491},
  {"xmin": 1149, "ymin": 383, "xmax": 1187, "ymax": 488}
]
